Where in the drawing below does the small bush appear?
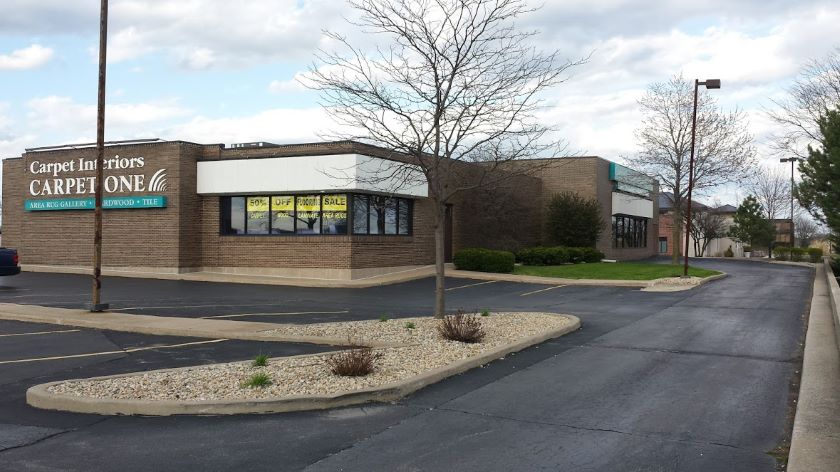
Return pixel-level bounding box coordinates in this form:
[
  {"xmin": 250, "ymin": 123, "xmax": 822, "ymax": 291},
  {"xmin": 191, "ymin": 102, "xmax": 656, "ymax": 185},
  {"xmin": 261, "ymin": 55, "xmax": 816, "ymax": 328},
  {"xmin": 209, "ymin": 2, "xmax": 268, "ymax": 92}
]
[
  {"xmin": 775, "ymin": 246, "xmax": 791, "ymax": 261},
  {"xmin": 545, "ymin": 191, "xmax": 605, "ymax": 247},
  {"xmin": 326, "ymin": 347, "xmax": 382, "ymax": 377},
  {"xmin": 453, "ymin": 248, "xmax": 515, "ymax": 273},
  {"xmin": 242, "ymin": 372, "xmax": 272, "ymax": 388},
  {"xmin": 516, "ymin": 246, "xmax": 602, "ymax": 266},
  {"xmin": 790, "ymin": 247, "xmax": 807, "ymax": 262},
  {"xmin": 724, "ymin": 246, "xmax": 734, "ymax": 258},
  {"xmin": 438, "ymin": 310, "xmax": 486, "ymax": 343},
  {"xmin": 379, "ymin": 315, "xmax": 389, "ymax": 322},
  {"xmin": 807, "ymin": 247, "xmax": 824, "ymax": 263},
  {"xmin": 743, "ymin": 245, "xmax": 753, "ymax": 253},
  {"xmin": 566, "ymin": 247, "xmax": 584, "ymax": 263},
  {"xmin": 480, "ymin": 308, "xmax": 490, "ymax": 317},
  {"xmin": 404, "ymin": 321, "xmax": 416, "ymax": 329},
  {"xmin": 252, "ymin": 353, "xmax": 268, "ymax": 367},
  {"xmin": 581, "ymin": 247, "xmax": 605, "ymax": 263}
]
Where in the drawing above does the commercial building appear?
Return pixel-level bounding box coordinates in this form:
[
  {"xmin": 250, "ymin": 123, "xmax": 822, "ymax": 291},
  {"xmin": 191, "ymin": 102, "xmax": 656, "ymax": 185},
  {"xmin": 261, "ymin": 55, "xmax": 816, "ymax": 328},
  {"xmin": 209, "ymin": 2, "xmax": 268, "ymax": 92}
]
[{"xmin": 2, "ymin": 139, "xmax": 658, "ymax": 281}]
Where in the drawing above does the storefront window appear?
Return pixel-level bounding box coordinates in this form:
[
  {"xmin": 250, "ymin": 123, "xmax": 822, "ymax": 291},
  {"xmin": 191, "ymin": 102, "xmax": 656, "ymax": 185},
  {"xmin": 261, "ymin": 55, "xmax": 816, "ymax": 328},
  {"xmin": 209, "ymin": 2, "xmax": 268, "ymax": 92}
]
[
  {"xmin": 613, "ymin": 215, "xmax": 648, "ymax": 248},
  {"xmin": 353, "ymin": 195, "xmax": 368, "ymax": 234},
  {"xmin": 322, "ymin": 194, "xmax": 348, "ymax": 234},
  {"xmin": 220, "ymin": 193, "xmax": 410, "ymax": 236},
  {"xmin": 246, "ymin": 196, "xmax": 269, "ymax": 235},
  {"xmin": 228, "ymin": 197, "xmax": 245, "ymax": 234},
  {"xmin": 271, "ymin": 196, "xmax": 295, "ymax": 234},
  {"xmin": 296, "ymin": 195, "xmax": 321, "ymax": 234},
  {"xmin": 398, "ymin": 199, "xmax": 411, "ymax": 235}
]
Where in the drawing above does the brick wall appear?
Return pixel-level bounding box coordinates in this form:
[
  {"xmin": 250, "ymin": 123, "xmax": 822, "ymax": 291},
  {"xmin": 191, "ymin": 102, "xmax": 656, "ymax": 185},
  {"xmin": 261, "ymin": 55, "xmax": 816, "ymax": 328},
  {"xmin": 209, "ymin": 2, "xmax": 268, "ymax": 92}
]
[{"xmin": 4, "ymin": 142, "xmax": 187, "ymax": 268}]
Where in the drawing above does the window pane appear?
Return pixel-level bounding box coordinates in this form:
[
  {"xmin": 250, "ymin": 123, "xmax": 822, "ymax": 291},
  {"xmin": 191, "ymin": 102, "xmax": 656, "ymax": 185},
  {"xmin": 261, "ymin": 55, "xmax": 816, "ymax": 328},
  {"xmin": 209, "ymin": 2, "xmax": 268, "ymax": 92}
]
[
  {"xmin": 246, "ymin": 196, "xmax": 270, "ymax": 234},
  {"xmin": 370, "ymin": 196, "xmax": 387, "ymax": 234},
  {"xmin": 353, "ymin": 195, "xmax": 368, "ymax": 234},
  {"xmin": 228, "ymin": 197, "xmax": 246, "ymax": 235},
  {"xmin": 398, "ymin": 199, "xmax": 410, "ymax": 235},
  {"xmin": 384, "ymin": 198, "xmax": 397, "ymax": 234},
  {"xmin": 322, "ymin": 194, "xmax": 348, "ymax": 235},
  {"xmin": 296, "ymin": 195, "xmax": 321, "ymax": 234},
  {"xmin": 271, "ymin": 196, "xmax": 295, "ymax": 234}
]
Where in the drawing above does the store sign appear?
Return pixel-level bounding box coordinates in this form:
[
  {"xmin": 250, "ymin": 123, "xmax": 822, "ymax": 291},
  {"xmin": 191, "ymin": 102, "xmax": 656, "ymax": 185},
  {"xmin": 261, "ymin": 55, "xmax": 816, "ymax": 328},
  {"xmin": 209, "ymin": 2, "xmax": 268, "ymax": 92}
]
[
  {"xmin": 24, "ymin": 196, "xmax": 167, "ymax": 211},
  {"xmin": 27, "ymin": 155, "xmax": 168, "ymax": 197}
]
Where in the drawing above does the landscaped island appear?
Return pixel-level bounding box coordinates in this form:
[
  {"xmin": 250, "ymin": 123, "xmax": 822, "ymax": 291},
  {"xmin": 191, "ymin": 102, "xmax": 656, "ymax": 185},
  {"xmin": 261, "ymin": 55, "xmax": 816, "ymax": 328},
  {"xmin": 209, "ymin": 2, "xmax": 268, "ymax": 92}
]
[
  {"xmin": 514, "ymin": 262, "xmax": 721, "ymax": 280},
  {"xmin": 30, "ymin": 312, "xmax": 579, "ymax": 415}
]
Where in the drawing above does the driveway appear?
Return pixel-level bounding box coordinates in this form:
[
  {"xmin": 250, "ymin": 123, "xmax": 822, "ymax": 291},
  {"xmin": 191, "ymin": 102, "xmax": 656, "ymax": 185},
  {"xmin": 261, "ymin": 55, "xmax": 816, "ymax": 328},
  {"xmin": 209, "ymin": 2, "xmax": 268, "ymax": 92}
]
[{"xmin": 0, "ymin": 259, "xmax": 812, "ymax": 471}]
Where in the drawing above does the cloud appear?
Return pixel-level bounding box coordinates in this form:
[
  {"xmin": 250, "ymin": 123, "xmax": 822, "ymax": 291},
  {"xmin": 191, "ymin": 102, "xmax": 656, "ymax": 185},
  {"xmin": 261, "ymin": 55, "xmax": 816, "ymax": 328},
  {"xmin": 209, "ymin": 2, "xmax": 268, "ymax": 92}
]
[
  {"xmin": 0, "ymin": 45, "xmax": 54, "ymax": 71},
  {"xmin": 163, "ymin": 107, "xmax": 339, "ymax": 145},
  {"xmin": 26, "ymin": 96, "xmax": 191, "ymax": 134}
]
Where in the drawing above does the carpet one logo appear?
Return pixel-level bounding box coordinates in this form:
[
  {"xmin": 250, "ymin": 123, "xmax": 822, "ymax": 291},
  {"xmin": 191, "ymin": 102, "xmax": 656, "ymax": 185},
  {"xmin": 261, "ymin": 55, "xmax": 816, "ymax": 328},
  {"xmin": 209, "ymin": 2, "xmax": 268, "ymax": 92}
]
[{"xmin": 28, "ymin": 155, "xmax": 168, "ymax": 196}]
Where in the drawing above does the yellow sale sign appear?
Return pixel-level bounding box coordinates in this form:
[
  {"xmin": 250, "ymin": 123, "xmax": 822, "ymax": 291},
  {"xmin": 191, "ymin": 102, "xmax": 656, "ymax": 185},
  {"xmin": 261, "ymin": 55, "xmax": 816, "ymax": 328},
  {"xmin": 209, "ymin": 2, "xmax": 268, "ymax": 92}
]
[
  {"xmin": 322, "ymin": 194, "xmax": 347, "ymax": 211},
  {"xmin": 246, "ymin": 197, "xmax": 269, "ymax": 212},
  {"xmin": 296, "ymin": 195, "xmax": 321, "ymax": 212},
  {"xmin": 271, "ymin": 196, "xmax": 294, "ymax": 211}
]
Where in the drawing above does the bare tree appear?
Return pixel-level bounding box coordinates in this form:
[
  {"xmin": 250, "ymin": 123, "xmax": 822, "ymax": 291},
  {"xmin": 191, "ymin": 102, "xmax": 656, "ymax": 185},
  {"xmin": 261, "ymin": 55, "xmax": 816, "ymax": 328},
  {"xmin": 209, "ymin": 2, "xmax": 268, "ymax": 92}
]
[
  {"xmin": 684, "ymin": 204, "xmax": 727, "ymax": 257},
  {"xmin": 767, "ymin": 47, "xmax": 840, "ymax": 158},
  {"xmin": 794, "ymin": 214, "xmax": 819, "ymax": 247},
  {"xmin": 308, "ymin": 0, "xmax": 585, "ymax": 316},
  {"xmin": 747, "ymin": 167, "xmax": 790, "ymax": 221},
  {"xmin": 627, "ymin": 74, "xmax": 756, "ymax": 264}
]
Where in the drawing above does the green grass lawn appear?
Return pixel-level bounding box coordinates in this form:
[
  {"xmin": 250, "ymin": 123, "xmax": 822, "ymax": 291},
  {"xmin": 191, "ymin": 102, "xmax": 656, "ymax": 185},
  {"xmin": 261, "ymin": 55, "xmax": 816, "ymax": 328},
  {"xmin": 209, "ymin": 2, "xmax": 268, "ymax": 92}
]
[{"xmin": 513, "ymin": 262, "xmax": 721, "ymax": 280}]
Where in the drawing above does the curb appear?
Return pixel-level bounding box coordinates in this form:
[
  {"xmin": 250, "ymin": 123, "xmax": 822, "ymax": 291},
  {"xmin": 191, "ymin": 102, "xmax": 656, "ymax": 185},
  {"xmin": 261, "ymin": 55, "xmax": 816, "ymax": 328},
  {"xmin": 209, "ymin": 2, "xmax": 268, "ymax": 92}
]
[
  {"xmin": 787, "ymin": 260, "xmax": 840, "ymax": 471},
  {"xmin": 0, "ymin": 303, "xmax": 399, "ymax": 348},
  {"xmin": 26, "ymin": 314, "xmax": 581, "ymax": 416}
]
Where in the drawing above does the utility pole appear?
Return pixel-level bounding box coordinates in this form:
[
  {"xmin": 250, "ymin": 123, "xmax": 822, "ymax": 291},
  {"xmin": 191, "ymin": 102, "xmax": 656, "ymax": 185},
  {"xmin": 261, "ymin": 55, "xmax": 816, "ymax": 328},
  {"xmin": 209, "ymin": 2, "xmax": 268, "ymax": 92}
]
[
  {"xmin": 780, "ymin": 157, "xmax": 800, "ymax": 248},
  {"xmin": 90, "ymin": 0, "xmax": 109, "ymax": 312}
]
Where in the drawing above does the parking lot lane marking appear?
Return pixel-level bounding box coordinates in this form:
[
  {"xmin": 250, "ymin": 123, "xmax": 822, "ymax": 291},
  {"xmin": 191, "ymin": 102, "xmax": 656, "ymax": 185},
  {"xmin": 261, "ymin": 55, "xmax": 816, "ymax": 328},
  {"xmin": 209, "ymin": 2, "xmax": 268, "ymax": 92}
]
[
  {"xmin": 110, "ymin": 303, "xmax": 296, "ymax": 311},
  {"xmin": 0, "ymin": 329, "xmax": 81, "ymax": 338},
  {"xmin": 201, "ymin": 310, "xmax": 350, "ymax": 319},
  {"xmin": 445, "ymin": 280, "xmax": 499, "ymax": 291},
  {"xmin": 0, "ymin": 339, "xmax": 228, "ymax": 365},
  {"xmin": 519, "ymin": 285, "xmax": 566, "ymax": 297}
]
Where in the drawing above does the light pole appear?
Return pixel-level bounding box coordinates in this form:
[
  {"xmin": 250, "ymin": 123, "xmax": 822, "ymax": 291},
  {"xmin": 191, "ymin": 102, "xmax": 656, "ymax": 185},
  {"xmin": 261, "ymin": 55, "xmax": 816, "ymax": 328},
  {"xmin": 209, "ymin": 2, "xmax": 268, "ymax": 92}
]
[
  {"xmin": 780, "ymin": 157, "xmax": 800, "ymax": 248},
  {"xmin": 684, "ymin": 78, "xmax": 721, "ymax": 277},
  {"xmin": 90, "ymin": 0, "xmax": 109, "ymax": 312}
]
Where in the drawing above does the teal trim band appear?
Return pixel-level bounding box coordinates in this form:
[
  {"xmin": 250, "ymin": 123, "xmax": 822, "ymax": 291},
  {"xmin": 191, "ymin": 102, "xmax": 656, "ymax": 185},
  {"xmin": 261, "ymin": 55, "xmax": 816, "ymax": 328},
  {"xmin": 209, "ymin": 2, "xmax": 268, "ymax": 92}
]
[{"xmin": 25, "ymin": 196, "xmax": 167, "ymax": 211}]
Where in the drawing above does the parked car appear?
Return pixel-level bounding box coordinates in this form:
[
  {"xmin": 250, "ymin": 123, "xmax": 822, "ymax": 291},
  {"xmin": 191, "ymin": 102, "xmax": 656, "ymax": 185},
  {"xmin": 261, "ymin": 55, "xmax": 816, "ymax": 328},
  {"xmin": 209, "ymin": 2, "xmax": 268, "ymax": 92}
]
[{"xmin": 0, "ymin": 248, "xmax": 21, "ymax": 276}]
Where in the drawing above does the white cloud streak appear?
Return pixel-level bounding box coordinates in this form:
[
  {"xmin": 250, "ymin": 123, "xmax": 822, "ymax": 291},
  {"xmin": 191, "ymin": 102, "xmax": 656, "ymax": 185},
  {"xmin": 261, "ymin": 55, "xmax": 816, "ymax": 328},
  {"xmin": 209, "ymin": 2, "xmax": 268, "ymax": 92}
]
[{"xmin": 0, "ymin": 45, "xmax": 54, "ymax": 71}]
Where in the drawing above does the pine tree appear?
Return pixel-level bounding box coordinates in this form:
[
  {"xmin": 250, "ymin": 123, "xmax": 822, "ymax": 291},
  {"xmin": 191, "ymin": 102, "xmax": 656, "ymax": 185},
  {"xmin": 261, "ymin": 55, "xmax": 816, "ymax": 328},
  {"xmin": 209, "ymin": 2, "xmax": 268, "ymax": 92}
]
[
  {"xmin": 796, "ymin": 108, "xmax": 840, "ymax": 241},
  {"xmin": 729, "ymin": 196, "xmax": 776, "ymax": 251}
]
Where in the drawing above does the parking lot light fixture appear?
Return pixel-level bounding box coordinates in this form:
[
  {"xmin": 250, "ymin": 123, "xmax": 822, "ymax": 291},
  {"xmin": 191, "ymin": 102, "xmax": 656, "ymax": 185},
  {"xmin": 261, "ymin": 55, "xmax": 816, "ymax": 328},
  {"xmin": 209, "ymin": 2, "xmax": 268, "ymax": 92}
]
[
  {"xmin": 684, "ymin": 79, "xmax": 721, "ymax": 277},
  {"xmin": 780, "ymin": 157, "xmax": 801, "ymax": 247}
]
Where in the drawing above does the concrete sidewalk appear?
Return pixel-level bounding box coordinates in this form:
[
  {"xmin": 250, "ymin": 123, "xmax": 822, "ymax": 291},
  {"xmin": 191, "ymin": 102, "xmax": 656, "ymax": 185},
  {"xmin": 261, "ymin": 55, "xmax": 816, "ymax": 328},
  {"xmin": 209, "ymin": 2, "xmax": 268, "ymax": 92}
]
[{"xmin": 787, "ymin": 261, "xmax": 840, "ymax": 471}]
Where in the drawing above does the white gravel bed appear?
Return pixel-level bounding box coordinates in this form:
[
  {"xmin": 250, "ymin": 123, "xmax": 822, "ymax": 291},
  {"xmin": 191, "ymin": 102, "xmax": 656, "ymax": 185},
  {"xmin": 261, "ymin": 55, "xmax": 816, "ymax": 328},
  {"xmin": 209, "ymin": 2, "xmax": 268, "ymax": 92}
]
[{"xmin": 47, "ymin": 312, "xmax": 571, "ymax": 402}]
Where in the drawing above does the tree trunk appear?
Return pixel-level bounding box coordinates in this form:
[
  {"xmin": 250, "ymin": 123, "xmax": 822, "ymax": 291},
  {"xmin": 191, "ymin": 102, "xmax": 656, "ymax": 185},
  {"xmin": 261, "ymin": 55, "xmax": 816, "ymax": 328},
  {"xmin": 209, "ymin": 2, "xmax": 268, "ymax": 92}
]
[
  {"xmin": 671, "ymin": 208, "xmax": 682, "ymax": 265},
  {"xmin": 434, "ymin": 203, "xmax": 446, "ymax": 318}
]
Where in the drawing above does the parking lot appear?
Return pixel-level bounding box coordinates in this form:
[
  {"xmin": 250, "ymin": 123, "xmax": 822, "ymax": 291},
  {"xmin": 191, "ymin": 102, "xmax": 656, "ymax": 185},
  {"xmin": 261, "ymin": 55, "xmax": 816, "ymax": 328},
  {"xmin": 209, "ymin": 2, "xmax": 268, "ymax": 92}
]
[{"xmin": 0, "ymin": 259, "xmax": 815, "ymax": 471}]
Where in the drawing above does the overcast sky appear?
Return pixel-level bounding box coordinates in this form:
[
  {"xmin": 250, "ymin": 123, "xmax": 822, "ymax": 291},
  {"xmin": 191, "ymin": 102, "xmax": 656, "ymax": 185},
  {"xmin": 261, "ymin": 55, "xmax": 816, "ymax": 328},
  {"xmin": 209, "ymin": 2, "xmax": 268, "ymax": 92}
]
[{"xmin": 1, "ymin": 0, "xmax": 838, "ymax": 203}]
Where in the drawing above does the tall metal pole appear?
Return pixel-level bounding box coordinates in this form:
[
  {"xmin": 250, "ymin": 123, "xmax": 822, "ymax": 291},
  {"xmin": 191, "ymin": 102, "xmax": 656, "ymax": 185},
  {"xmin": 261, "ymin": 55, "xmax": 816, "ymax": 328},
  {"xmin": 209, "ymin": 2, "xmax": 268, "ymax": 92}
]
[
  {"xmin": 789, "ymin": 159, "xmax": 795, "ymax": 247},
  {"xmin": 91, "ymin": 0, "xmax": 109, "ymax": 312},
  {"xmin": 683, "ymin": 79, "xmax": 700, "ymax": 277}
]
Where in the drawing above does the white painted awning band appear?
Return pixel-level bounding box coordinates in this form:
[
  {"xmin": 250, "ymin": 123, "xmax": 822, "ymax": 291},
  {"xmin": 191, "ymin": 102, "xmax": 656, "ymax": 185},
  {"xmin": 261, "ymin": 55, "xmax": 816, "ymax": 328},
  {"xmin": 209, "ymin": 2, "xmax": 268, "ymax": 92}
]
[{"xmin": 196, "ymin": 154, "xmax": 428, "ymax": 197}]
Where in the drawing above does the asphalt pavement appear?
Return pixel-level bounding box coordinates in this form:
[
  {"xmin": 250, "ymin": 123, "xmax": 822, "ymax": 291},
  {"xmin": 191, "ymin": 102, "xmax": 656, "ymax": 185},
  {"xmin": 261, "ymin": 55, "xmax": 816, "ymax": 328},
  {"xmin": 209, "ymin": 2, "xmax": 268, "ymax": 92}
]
[{"xmin": 0, "ymin": 259, "xmax": 813, "ymax": 471}]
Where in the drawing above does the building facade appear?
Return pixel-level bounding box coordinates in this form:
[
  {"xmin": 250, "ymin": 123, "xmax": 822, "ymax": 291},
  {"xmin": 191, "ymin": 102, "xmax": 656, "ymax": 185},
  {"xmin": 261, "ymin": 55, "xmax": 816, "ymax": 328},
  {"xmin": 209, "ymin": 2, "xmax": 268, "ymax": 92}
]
[{"xmin": 2, "ymin": 140, "xmax": 658, "ymax": 280}]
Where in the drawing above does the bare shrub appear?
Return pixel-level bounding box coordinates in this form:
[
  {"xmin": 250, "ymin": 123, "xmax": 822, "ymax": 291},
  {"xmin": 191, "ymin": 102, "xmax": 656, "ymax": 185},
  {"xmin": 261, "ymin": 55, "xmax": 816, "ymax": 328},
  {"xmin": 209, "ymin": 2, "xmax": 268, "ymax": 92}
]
[
  {"xmin": 325, "ymin": 346, "xmax": 383, "ymax": 377},
  {"xmin": 437, "ymin": 310, "xmax": 486, "ymax": 343}
]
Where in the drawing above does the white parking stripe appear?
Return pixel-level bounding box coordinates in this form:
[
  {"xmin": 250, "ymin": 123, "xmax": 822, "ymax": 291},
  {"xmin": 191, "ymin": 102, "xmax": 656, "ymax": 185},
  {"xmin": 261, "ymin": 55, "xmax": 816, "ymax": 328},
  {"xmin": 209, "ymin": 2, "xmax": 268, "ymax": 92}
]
[
  {"xmin": 201, "ymin": 310, "xmax": 349, "ymax": 319},
  {"xmin": 0, "ymin": 329, "xmax": 81, "ymax": 338},
  {"xmin": 519, "ymin": 285, "xmax": 566, "ymax": 297},
  {"xmin": 0, "ymin": 339, "xmax": 228, "ymax": 365},
  {"xmin": 110, "ymin": 303, "xmax": 294, "ymax": 311},
  {"xmin": 445, "ymin": 280, "xmax": 499, "ymax": 291}
]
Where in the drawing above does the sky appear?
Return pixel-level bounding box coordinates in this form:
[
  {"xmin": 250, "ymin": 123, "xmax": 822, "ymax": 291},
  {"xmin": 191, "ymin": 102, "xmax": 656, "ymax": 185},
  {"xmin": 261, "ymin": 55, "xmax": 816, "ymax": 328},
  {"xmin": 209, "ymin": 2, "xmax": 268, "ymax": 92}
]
[{"xmin": 1, "ymin": 0, "xmax": 838, "ymax": 205}]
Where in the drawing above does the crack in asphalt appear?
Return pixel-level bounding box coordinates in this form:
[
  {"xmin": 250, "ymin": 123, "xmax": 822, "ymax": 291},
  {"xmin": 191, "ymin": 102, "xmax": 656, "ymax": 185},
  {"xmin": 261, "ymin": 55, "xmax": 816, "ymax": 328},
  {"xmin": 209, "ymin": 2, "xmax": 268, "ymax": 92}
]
[
  {"xmin": 580, "ymin": 344, "xmax": 798, "ymax": 364},
  {"xmin": 0, "ymin": 417, "xmax": 112, "ymax": 456}
]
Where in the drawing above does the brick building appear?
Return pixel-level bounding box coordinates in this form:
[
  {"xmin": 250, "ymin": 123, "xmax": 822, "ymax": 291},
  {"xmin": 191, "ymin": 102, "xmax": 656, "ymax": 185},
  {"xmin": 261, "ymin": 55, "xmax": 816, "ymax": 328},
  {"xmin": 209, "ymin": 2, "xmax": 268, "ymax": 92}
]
[{"xmin": 2, "ymin": 139, "xmax": 658, "ymax": 280}]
